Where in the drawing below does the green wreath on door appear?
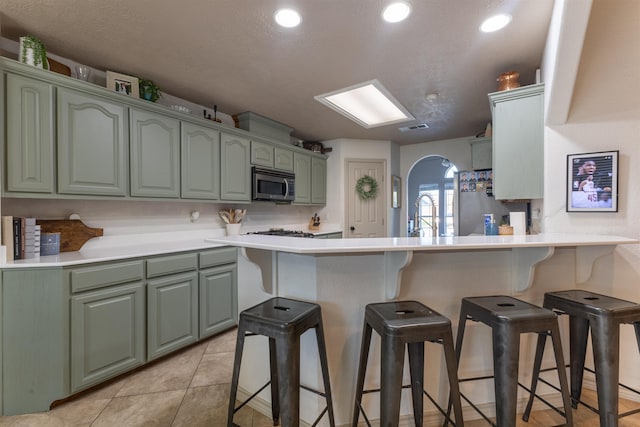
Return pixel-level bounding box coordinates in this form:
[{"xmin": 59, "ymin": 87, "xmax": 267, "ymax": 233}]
[{"xmin": 356, "ymin": 175, "xmax": 378, "ymax": 200}]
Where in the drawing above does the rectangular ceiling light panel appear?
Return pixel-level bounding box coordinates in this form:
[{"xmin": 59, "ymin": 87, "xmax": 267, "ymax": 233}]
[{"xmin": 315, "ymin": 79, "xmax": 414, "ymax": 128}]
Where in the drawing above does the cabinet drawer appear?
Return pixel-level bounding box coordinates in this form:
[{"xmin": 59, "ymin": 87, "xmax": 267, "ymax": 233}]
[
  {"xmin": 70, "ymin": 261, "xmax": 144, "ymax": 293},
  {"xmin": 199, "ymin": 247, "xmax": 237, "ymax": 269},
  {"xmin": 147, "ymin": 252, "xmax": 198, "ymax": 278}
]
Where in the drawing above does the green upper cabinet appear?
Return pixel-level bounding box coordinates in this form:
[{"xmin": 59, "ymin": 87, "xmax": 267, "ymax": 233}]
[
  {"xmin": 250, "ymin": 140, "xmax": 274, "ymax": 168},
  {"xmin": 57, "ymin": 87, "xmax": 128, "ymax": 196},
  {"xmin": 311, "ymin": 157, "xmax": 327, "ymax": 205},
  {"xmin": 470, "ymin": 137, "xmax": 492, "ymax": 171},
  {"xmin": 293, "ymin": 152, "xmax": 311, "ymax": 204},
  {"xmin": 220, "ymin": 133, "xmax": 251, "ymax": 201},
  {"xmin": 274, "ymin": 146, "xmax": 294, "ymax": 171},
  {"xmin": 181, "ymin": 122, "xmax": 220, "ymax": 200},
  {"xmin": 5, "ymin": 73, "xmax": 55, "ymax": 193},
  {"xmin": 489, "ymin": 84, "xmax": 544, "ymax": 200},
  {"xmin": 130, "ymin": 109, "xmax": 181, "ymax": 198}
]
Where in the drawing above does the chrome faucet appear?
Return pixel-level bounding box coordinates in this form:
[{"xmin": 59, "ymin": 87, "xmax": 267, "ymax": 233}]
[{"xmin": 412, "ymin": 193, "xmax": 437, "ymax": 237}]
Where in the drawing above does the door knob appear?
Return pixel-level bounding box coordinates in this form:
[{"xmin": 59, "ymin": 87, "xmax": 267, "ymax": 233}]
[{"xmin": 350, "ymin": 226, "xmax": 355, "ymax": 231}]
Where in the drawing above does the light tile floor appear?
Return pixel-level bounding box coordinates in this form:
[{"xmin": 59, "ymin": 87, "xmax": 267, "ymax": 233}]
[
  {"xmin": 0, "ymin": 328, "xmax": 272, "ymax": 427},
  {"xmin": 1, "ymin": 327, "xmax": 639, "ymax": 426}
]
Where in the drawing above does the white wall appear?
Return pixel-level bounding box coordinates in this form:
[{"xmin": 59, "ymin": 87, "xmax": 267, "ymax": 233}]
[
  {"xmin": 321, "ymin": 138, "xmax": 395, "ymax": 235},
  {"xmin": 2, "ymin": 198, "xmax": 319, "ymax": 239},
  {"xmin": 399, "ymin": 136, "xmax": 474, "ymax": 236},
  {"xmin": 542, "ymin": 0, "xmax": 640, "ymax": 387}
]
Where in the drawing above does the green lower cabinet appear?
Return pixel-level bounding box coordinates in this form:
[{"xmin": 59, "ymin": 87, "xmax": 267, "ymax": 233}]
[
  {"xmin": 2, "ymin": 268, "xmax": 68, "ymax": 415},
  {"xmin": 147, "ymin": 272, "xmax": 199, "ymax": 360},
  {"xmin": 70, "ymin": 281, "xmax": 145, "ymax": 392},
  {"xmin": 0, "ymin": 247, "xmax": 237, "ymax": 415},
  {"xmin": 199, "ymin": 264, "xmax": 237, "ymax": 339}
]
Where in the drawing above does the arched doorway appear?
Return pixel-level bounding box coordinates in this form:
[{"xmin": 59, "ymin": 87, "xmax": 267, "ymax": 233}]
[{"xmin": 407, "ymin": 155, "xmax": 457, "ymax": 236}]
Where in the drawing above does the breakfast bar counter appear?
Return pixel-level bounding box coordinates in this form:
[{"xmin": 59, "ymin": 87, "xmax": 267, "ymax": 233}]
[{"xmin": 206, "ymin": 233, "xmax": 636, "ymax": 424}]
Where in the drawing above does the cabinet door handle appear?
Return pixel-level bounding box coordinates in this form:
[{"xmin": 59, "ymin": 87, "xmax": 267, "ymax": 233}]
[{"xmin": 350, "ymin": 226, "xmax": 355, "ymax": 231}]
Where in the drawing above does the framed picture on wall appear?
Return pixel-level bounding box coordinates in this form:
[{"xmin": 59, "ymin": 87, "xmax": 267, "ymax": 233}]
[
  {"xmin": 566, "ymin": 150, "xmax": 618, "ymax": 212},
  {"xmin": 391, "ymin": 175, "xmax": 401, "ymax": 208},
  {"xmin": 106, "ymin": 71, "xmax": 139, "ymax": 97}
]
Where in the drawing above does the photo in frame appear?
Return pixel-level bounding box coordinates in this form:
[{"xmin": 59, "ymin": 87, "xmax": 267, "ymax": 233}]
[
  {"xmin": 106, "ymin": 71, "xmax": 139, "ymax": 97},
  {"xmin": 391, "ymin": 175, "xmax": 401, "ymax": 208},
  {"xmin": 566, "ymin": 150, "xmax": 618, "ymax": 212}
]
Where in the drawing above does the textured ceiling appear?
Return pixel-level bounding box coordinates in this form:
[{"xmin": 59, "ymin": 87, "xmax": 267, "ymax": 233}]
[{"xmin": 0, "ymin": 0, "xmax": 554, "ymax": 145}]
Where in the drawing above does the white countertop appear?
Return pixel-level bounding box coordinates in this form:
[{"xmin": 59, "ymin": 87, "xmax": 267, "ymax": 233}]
[
  {"xmin": 204, "ymin": 233, "xmax": 638, "ymax": 254},
  {"xmin": 2, "ymin": 237, "xmax": 224, "ymax": 268}
]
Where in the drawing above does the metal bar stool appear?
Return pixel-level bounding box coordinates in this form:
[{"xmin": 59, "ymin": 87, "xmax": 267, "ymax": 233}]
[
  {"xmin": 450, "ymin": 295, "xmax": 573, "ymax": 427},
  {"xmin": 227, "ymin": 297, "xmax": 335, "ymax": 427},
  {"xmin": 524, "ymin": 289, "xmax": 640, "ymax": 427},
  {"xmin": 352, "ymin": 300, "xmax": 464, "ymax": 427}
]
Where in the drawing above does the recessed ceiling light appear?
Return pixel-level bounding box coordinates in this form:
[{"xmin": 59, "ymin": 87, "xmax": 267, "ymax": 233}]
[
  {"xmin": 274, "ymin": 8, "xmax": 302, "ymax": 28},
  {"xmin": 315, "ymin": 79, "xmax": 414, "ymax": 128},
  {"xmin": 382, "ymin": 1, "xmax": 412, "ymax": 23},
  {"xmin": 480, "ymin": 14, "xmax": 512, "ymax": 32}
]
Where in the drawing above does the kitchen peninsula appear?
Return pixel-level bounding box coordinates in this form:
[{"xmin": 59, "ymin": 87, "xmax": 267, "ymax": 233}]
[{"xmin": 206, "ymin": 233, "xmax": 637, "ymax": 424}]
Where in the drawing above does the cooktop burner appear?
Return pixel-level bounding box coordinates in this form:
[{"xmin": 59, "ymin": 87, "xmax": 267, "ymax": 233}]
[{"xmin": 248, "ymin": 228, "xmax": 316, "ymax": 238}]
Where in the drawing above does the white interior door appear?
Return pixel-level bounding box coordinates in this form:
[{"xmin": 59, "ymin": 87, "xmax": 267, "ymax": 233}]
[{"xmin": 346, "ymin": 159, "xmax": 386, "ymax": 238}]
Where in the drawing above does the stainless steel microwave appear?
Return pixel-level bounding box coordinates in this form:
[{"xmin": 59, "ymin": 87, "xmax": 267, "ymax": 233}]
[{"xmin": 252, "ymin": 167, "xmax": 295, "ymax": 202}]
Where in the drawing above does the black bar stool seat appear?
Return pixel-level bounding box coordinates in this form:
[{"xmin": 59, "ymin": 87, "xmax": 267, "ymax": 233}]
[
  {"xmin": 452, "ymin": 295, "xmax": 573, "ymax": 427},
  {"xmin": 352, "ymin": 300, "xmax": 464, "ymax": 427},
  {"xmin": 524, "ymin": 289, "xmax": 640, "ymax": 427},
  {"xmin": 227, "ymin": 297, "xmax": 335, "ymax": 427}
]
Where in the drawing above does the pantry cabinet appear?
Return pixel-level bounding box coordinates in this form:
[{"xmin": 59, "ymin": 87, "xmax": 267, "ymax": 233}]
[
  {"xmin": 57, "ymin": 87, "xmax": 128, "ymax": 196},
  {"xmin": 5, "ymin": 73, "xmax": 55, "ymax": 193},
  {"xmin": 489, "ymin": 84, "xmax": 544, "ymax": 200},
  {"xmin": 130, "ymin": 109, "xmax": 181, "ymax": 198}
]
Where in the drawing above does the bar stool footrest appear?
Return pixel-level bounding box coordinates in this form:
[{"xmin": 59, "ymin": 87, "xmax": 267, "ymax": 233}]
[{"xmin": 532, "ymin": 364, "xmax": 640, "ymax": 420}]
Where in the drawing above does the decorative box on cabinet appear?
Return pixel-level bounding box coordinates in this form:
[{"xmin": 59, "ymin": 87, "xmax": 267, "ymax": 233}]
[
  {"xmin": 5, "ymin": 73, "xmax": 55, "ymax": 193},
  {"xmin": 181, "ymin": 122, "xmax": 221, "ymax": 200},
  {"xmin": 489, "ymin": 84, "xmax": 544, "ymax": 200},
  {"xmin": 130, "ymin": 108, "xmax": 181, "ymax": 198},
  {"xmin": 220, "ymin": 133, "xmax": 251, "ymax": 201},
  {"xmin": 57, "ymin": 87, "xmax": 128, "ymax": 196}
]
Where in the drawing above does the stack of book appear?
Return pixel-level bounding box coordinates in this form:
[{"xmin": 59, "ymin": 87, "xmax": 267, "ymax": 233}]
[{"xmin": 1, "ymin": 216, "xmax": 41, "ymax": 261}]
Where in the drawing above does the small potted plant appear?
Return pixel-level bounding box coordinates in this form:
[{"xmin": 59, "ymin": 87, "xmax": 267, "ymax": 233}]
[
  {"xmin": 19, "ymin": 35, "xmax": 48, "ymax": 70},
  {"xmin": 138, "ymin": 78, "xmax": 161, "ymax": 102}
]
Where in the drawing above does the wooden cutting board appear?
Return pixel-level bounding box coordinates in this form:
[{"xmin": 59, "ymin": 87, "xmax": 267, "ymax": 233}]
[
  {"xmin": 36, "ymin": 219, "xmax": 103, "ymax": 252},
  {"xmin": 47, "ymin": 57, "xmax": 71, "ymax": 76}
]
